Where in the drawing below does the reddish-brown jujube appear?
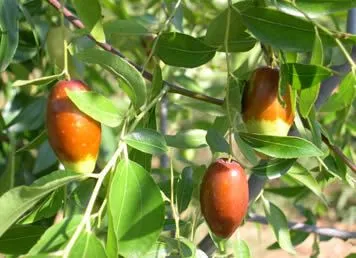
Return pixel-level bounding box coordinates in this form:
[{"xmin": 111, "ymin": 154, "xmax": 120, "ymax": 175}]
[
  {"xmin": 46, "ymin": 80, "xmax": 101, "ymax": 174},
  {"xmin": 200, "ymin": 158, "xmax": 249, "ymax": 238}
]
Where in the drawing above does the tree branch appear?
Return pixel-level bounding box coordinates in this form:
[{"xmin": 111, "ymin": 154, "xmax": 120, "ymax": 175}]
[
  {"xmin": 46, "ymin": 0, "xmax": 224, "ymax": 106},
  {"xmin": 199, "ymin": 213, "xmax": 356, "ymax": 256},
  {"xmin": 248, "ymin": 213, "xmax": 356, "ymax": 239}
]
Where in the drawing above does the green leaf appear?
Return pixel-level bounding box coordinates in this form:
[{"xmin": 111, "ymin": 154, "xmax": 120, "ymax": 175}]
[
  {"xmin": 206, "ymin": 128, "xmax": 229, "ymax": 154},
  {"xmin": 104, "ymin": 20, "xmax": 149, "ymax": 37},
  {"xmin": 76, "ymin": 49, "xmax": 146, "ymax": 108},
  {"xmin": 67, "ymin": 90, "xmax": 124, "ymax": 127},
  {"xmin": 234, "ymin": 132, "xmax": 258, "ymax": 166},
  {"xmin": 0, "ymin": 225, "xmax": 47, "ymax": 255},
  {"xmin": 72, "ymin": 0, "xmax": 105, "ymax": 42},
  {"xmin": 21, "ymin": 190, "xmax": 64, "ymax": 224},
  {"xmin": 141, "ymin": 241, "xmax": 171, "ymax": 258},
  {"xmin": 265, "ymin": 186, "xmax": 306, "ymax": 198},
  {"xmin": 282, "ymin": 63, "xmax": 332, "ymax": 90},
  {"xmin": 262, "ymin": 198, "xmax": 295, "ymax": 254},
  {"xmin": 7, "ymin": 97, "xmax": 46, "ymax": 133},
  {"xmin": 310, "ymin": 28, "xmax": 324, "ymax": 66},
  {"xmin": 12, "ymin": 74, "xmax": 62, "ymax": 87},
  {"xmin": 106, "ymin": 204, "xmax": 118, "ymax": 258},
  {"xmin": 239, "ymin": 132, "xmax": 324, "ymax": 158},
  {"xmin": 0, "ymin": 136, "xmax": 16, "ymax": 195},
  {"xmin": 299, "ymin": 84, "xmax": 320, "ymax": 118},
  {"xmin": 307, "ymin": 108, "xmax": 322, "ymax": 148},
  {"xmin": 125, "ymin": 128, "xmax": 168, "ymax": 155},
  {"xmin": 298, "ymin": 29, "xmax": 324, "ymax": 118},
  {"xmin": 0, "ymin": 0, "xmax": 19, "ymax": 71},
  {"xmin": 16, "ymin": 130, "xmax": 46, "ymax": 153},
  {"xmin": 275, "ymin": 0, "xmax": 356, "ymax": 17},
  {"xmin": 129, "ymin": 109, "xmax": 157, "ymax": 172},
  {"xmin": 165, "ymin": 129, "xmax": 207, "ymax": 149},
  {"xmin": 150, "ymin": 64, "xmax": 163, "ymax": 101},
  {"xmin": 205, "ymin": 4, "xmax": 255, "ymax": 52},
  {"xmin": 250, "ymin": 158, "xmax": 296, "ymax": 179},
  {"xmin": 176, "ymin": 167, "xmax": 193, "ymax": 213},
  {"xmin": 232, "ymin": 239, "xmax": 251, "ymax": 258},
  {"xmin": 69, "ymin": 231, "xmax": 107, "ymax": 258},
  {"xmin": 28, "ymin": 216, "xmax": 82, "ymax": 254},
  {"xmin": 240, "ymin": 7, "xmax": 335, "ymax": 52},
  {"xmin": 286, "ymin": 163, "xmax": 327, "ymax": 203},
  {"xmin": 225, "ymin": 76, "xmax": 243, "ymax": 115},
  {"xmin": 156, "ymin": 32, "xmax": 216, "ymax": 68},
  {"xmin": 320, "ymin": 72, "xmax": 356, "ymax": 112},
  {"xmin": 32, "ymin": 140, "xmax": 57, "ymax": 175},
  {"xmin": 109, "ymin": 160, "xmax": 164, "ymax": 257},
  {"xmin": 161, "ymin": 236, "xmax": 198, "ymax": 257},
  {"xmin": 0, "ymin": 171, "xmax": 83, "ymax": 237}
]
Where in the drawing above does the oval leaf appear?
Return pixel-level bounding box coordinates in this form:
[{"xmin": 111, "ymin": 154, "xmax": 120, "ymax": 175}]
[
  {"xmin": 239, "ymin": 132, "xmax": 324, "ymax": 158},
  {"xmin": 275, "ymin": 0, "xmax": 356, "ymax": 17},
  {"xmin": 262, "ymin": 199, "xmax": 296, "ymax": 254},
  {"xmin": 206, "ymin": 128, "xmax": 230, "ymax": 154},
  {"xmin": 76, "ymin": 49, "xmax": 146, "ymax": 108},
  {"xmin": 156, "ymin": 32, "xmax": 216, "ymax": 68},
  {"xmin": 250, "ymin": 158, "xmax": 297, "ymax": 179},
  {"xmin": 176, "ymin": 167, "xmax": 193, "ymax": 213},
  {"xmin": 205, "ymin": 4, "xmax": 255, "ymax": 52},
  {"xmin": 109, "ymin": 160, "xmax": 165, "ymax": 257},
  {"xmin": 286, "ymin": 163, "xmax": 326, "ymax": 203},
  {"xmin": 232, "ymin": 239, "xmax": 251, "ymax": 258},
  {"xmin": 104, "ymin": 20, "xmax": 149, "ymax": 37},
  {"xmin": 165, "ymin": 129, "xmax": 207, "ymax": 149},
  {"xmin": 66, "ymin": 90, "xmax": 124, "ymax": 127},
  {"xmin": 282, "ymin": 63, "xmax": 333, "ymax": 90},
  {"xmin": 0, "ymin": 225, "xmax": 47, "ymax": 255},
  {"xmin": 240, "ymin": 7, "xmax": 335, "ymax": 51},
  {"xmin": 320, "ymin": 71, "xmax": 356, "ymax": 112},
  {"xmin": 0, "ymin": 0, "xmax": 19, "ymax": 71},
  {"xmin": 0, "ymin": 171, "xmax": 83, "ymax": 237},
  {"xmin": 12, "ymin": 74, "xmax": 62, "ymax": 87},
  {"xmin": 69, "ymin": 231, "xmax": 107, "ymax": 258},
  {"xmin": 125, "ymin": 128, "xmax": 168, "ymax": 155},
  {"xmin": 72, "ymin": 0, "xmax": 105, "ymax": 42},
  {"xmin": 28, "ymin": 215, "xmax": 82, "ymax": 254}
]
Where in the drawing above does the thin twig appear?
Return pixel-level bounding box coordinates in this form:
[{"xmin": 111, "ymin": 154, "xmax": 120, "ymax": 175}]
[
  {"xmin": 46, "ymin": 0, "xmax": 223, "ymax": 106},
  {"xmin": 248, "ymin": 213, "xmax": 356, "ymax": 240},
  {"xmin": 322, "ymin": 134, "xmax": 356, "ymax": 173}
]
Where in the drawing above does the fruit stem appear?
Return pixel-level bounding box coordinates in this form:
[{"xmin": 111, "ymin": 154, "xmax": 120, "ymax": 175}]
[
  {"xmin": 224, "ymin": 1, "xmax": 235, "ymax": 156},
  {"xmin": 169, "ymin": 156, "xmax": 183, "ymax": 254},
  {"xmin": 216, "ymin": 238, "xmax": 227, "ymax": 255},
  {"xmin": 140, "ymin": 0, "xmax": 182, "ymax": 74},
  {"xmin": 63, "ymin": 39, "xmax": 70, "ymax": 80},
  {"xmin": 128, "ymin": 85, "xmax": 169, "ymax": 132}
]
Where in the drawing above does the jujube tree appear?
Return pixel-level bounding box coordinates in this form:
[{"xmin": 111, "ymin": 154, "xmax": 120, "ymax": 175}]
[{"xmin": 0, "ymin": 0, "xmax": 355, "ymax": 257}]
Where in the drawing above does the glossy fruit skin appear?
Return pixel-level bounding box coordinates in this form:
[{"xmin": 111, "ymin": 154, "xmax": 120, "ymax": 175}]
[
  {"xmin": 200, "ymin": 159, "xmax": 249, "ymax": 238},
  {"xmin": 46, "ymin": 80, "xmax": 101, "ymax": 174},
  {"xmin": 242, "ymin": 67, "xmax": 294, "ymax": 136}
]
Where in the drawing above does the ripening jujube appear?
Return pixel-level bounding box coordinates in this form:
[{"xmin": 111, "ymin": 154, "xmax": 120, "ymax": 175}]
[
  {"xmin": 242, "ymin": 67, "xmax": 295, "ymax": 137},
  {"xmin": 46, "ymin": 80, "xmax": 101, "ymax": 174}
]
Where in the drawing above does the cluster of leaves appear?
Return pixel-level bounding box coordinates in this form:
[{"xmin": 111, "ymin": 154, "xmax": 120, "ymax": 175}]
[{"xmin": 0, "ymin": 0, "xmax": 355, "ymax": 257}]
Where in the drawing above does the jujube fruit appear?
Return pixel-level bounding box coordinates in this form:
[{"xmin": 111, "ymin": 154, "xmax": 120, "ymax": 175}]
[
  {"xmin": 46, "ymin": 80, "xmax": 101, "ymax": 174},
  {"xmin": 242, "ymin": 67, "xmax": 294, "ymax": 136},
  {"xmin": 200, "ymin": 158, "xmax": 249, "ymax": 238}
]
